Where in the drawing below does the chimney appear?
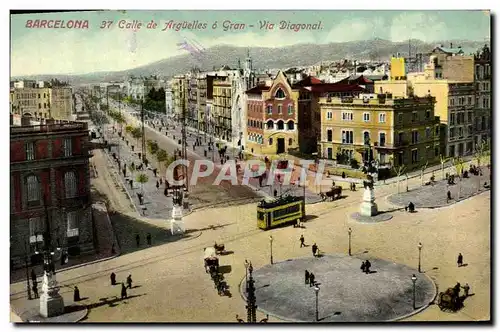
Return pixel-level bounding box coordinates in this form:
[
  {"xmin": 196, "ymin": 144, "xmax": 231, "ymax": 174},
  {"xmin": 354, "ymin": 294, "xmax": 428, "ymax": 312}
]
[{"xmin": 450, "ymin": 43, "xmax": 453, "ymax": 48}]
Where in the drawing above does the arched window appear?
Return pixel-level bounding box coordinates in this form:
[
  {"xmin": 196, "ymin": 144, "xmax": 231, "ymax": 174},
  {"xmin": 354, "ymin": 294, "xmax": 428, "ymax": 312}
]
[
  {"xmin": 289, "ymin": 138, "xmax": 293, "ymax": 146},
  {"xmin": 275, "ymin": 88, "xmax": 286, "ymax": 99},
  {"xmin": 266, "ymin": 120, "xmax": 274, "ymax": 130},
  {"xmin": 268, "ymin": 138, "xmax": 273, "ymax": 145},
  {"xmin": 26, "ymin": 175, "xmax": 40, "ymax": 203},
  {"xmin": 277, "ymin": 120, "xmax": 284, "ymax": 130},
  {"xmin": 287, "ymin": 120, "xmax": 295, "ymax": 130},
  {"xmin": 64, "ymin": 171, "xmax": 78, "ymax": 198}
]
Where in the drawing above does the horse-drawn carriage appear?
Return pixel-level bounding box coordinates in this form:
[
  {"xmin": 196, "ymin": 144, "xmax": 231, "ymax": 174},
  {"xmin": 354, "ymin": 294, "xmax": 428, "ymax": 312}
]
[
  {"xmin": 320, "ymin": 186, "xmax": 342, "ymax": 201},
  {"xmin": 437, "ymin": 283, "xmax": 464, "ymax": 312},
  {"xmin": 204, "ymin": 247, "xmax": 219, "ymax": 274}
]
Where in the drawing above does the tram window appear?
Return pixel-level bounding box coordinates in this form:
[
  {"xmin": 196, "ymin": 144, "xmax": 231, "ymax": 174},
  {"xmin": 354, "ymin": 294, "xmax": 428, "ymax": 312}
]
[{"xmin": 258, "ymin": 211, "xmax": 265, "ymax": 220}]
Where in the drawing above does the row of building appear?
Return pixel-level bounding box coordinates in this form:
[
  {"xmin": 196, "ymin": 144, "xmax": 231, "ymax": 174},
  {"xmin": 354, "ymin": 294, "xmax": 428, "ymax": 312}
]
[
  {"xmin": 10, "ymin": 80, "xmax": 75, "ymax": 121},
  {"xmin": 168, "ymin": 44, "xmax": 491, "ymax": 172}
]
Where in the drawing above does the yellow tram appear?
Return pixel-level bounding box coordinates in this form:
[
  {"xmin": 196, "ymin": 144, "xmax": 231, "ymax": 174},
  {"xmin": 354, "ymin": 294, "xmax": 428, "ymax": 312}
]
[{"xmin": 257, "ymin": 196, "xmax": 305, "ymax": 230}]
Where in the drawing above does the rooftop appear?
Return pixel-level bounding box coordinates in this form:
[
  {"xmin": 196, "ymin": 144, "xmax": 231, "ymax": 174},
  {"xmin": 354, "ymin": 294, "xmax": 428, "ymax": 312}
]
[{"xmin": 10, "ymin": 119, "xmax": 88, "ymax": 136}]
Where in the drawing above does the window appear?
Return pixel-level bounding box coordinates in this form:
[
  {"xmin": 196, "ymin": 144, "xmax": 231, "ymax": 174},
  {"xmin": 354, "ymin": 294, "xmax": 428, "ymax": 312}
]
[
  {"xmin": 341, "ymin": 130, "xmax": 353, "ymax": 144},
  {"xmin": 450, "ymin": 113, "xmax": 455, "ymax": 126},
  {"xmin": 467, "ymin": 96, "xmax": 473, "ymax": 105},
  {"xmin": 425, "ymin": 110, "xmax": 431, "ymax": 119},
  {"xmin": 412, "ymin": 112, "xmax": 418, "ymax": 122},
  {"xmin": 342, "ymin": 112, "xmax": 353, "ymax": 121},
  {"xmin": 274, "ymin": 88, "xmax": 285, "ymax": 99},
  {"xmin": 458, "ymin": 127, "xmax": 463, "ymax": 137},
  {"xmin": 287, "ymin": 121, "xmax": 294, "ymax": 130},
  {"xmin": 277, "ymin": 120, "xmax": 284, "ymax": 130},
  {"xmin": 287, "ymin": 105, "xmax": 293, "ymax": 115},
  {"xmin": 66, "ymin": 211, "xmax": 79, "ymax": 238},
  {"xmin": 63, "ymin": 138, "xmax": 72, "ymax": 157},
  {"xmin": 288, "ymin": 138, "xmax": 293, "ymax": 146},
  {"xmin": 327, "ymin": 129, "xmax": 333, "ymax": 142},
  {"xmin": 278, "ymin": 105, "xmax": 282, "ymax": 114},
  {"xmin": 425, "ymin": 127, "xmax": 431, "ymax": 139},
  {"xmin": 411, "ymin": 131, "xmax": 419, "ymax": 144},
  {"xmin": 26, "ymin": 175, "xmax": 40, "ymax": 205},
  {"xmin": 363, "ymin": 113, "xmax": 370, "ymax": 122},
  {"xmin": 268, "ymin": 138, "xmax": 273, "ymax": 145},
  {"xmin": 267, "ymin": 105, "xmax": 272, "ymax": 114},
  {"xmin": 398, "ymin": 132, "xmax": 404, "ymax": 145},
  {"xmin": 38, "ymin": 103, "xmax": 41, "ymax": 109},
  {"xmin": 379, "ymin": 132, "xmax": 386, "ymax": 147},
  {"xmin": 266, "ymin": 120, "xmax": 274, "ymax": 130},
  {"xmin": 434, "ymin": 146, "xmax": 440, "ymax": 159},
  {"xmin": 327, "ymin": 111, "xmax": 332, "ymax": 120},
  {"xmin": 449, "ymin": 97, "xmax": 455, "ymax": 106},
  {"xmin": 379, "ymin": 113, "xmax": 386, "ymax": 123},
  {"xmin": 29, "ymin": 217, "xmax": 44, "ymax": 243},
  {"xmin": 26, "ymin": 142, "xmax": 35, "ymax": 161},
  {"xmin": 450, "ymin": 128, "xmax": 455, "ymax": 138},
  {"xmin": 411, "ymin": 149, "xmax": 419, "ymax": 164},
  {"xmin": 397, "ymin": 113, "xmax": 403, "ymax": 123},
  {"xmin": 64, "ymin": 171, "xmax": 78, "ymax": 198}
]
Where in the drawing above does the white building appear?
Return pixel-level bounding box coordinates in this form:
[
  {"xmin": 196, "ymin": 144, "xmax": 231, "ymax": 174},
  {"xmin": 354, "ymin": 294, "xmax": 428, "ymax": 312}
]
[{"xmin": 165, "ymin": 81, "xmax": 174, "ymax": 117}]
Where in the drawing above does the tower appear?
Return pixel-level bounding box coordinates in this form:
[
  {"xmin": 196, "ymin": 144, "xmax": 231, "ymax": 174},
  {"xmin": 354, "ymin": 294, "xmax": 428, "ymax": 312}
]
[{"xmin": 244, "ymin": 49, "xmax": 254, "ymax": 90}]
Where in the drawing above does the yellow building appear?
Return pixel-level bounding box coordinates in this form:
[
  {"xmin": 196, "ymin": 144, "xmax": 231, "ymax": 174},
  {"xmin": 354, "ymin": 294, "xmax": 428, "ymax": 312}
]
[
  {"xmin": 212, "ymin": 77, "xmax": 232, "ymax": 140},
  {"xmin": 376, "ymin": 71, "xmax": 475, "ymax": 158},
  {"xmin": 196, "ymin": 76, "xmax": 207, "ymax": 132},
  {"xmin": 319, "ymin": 93, "xmax": 441, "ymax": 172},
  {"xmin": 10, "ymin": 88, "xmax": 51, "ymax": 119},
  {"xmin": 172, "ymin": 75, "xmax": 187, "ymax": 120},
  {"xmin": 50, "ymin": 87, "xmax": 74, "ymax": 120},
  {"xmin": 245, "ymin": 71, "xmax": 299, "ymax": 156}
]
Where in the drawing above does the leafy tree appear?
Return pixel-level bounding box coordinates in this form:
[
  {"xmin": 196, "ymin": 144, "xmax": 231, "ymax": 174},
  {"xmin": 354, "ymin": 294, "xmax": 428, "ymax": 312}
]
[
  {"xmin": 155, "ymin": 149, "xmax": 168, "ymax": 174},
  {"xmin": 131, "ymin": 127, "xmax": 143, "ymax": 146},
  {"xmin": 439, "ymin": 154, "xmax": 449, "ymax": 180},
  {"xmin": 452, "ymin": 157, "xmax": 465, "ymax": 199},
  {"xmin": 147, "ymin": 140, "xmax": 159, "ymax": 155},
  {"xmin": 420, "ymin": 161, "xmax": 429, "ymax": 186},
  {"xmin": 136, "ymin": 173, "xmax": 149, "ymax": 194}
]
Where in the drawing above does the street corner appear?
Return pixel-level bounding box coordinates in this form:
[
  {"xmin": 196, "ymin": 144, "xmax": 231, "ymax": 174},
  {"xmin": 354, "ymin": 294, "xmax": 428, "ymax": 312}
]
[{"xmin": 242, "ymin": 254, "xmax": 436, "ymax": 322}]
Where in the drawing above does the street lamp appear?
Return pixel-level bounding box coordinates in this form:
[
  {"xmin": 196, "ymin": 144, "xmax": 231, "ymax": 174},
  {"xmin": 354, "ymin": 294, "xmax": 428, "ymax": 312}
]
[
  {"xmin": 411, "ymin": 274, "xmax": 417, "ymax": 310},
  {"xmin": 244, "ymin": 259, "xmax": 250, "ymax": 292},
  {"xmin": 269, "ymin": 235, "xmax": 274, "ymax": 265},
  {"xmin": 314, "ymin": 285, "xmax": 320, "ymax": 321},
  {"xmin": 348, "ymin": 228, "xmax": 352, "ymax": 256},
  {"xmin": 417, "ymin": 242, "xmax": 423, "ymax": 273}
]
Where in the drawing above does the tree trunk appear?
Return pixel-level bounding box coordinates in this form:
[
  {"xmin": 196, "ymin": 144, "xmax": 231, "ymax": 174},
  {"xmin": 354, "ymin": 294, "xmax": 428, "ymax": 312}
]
[{"xmin": 441, "ymin": 164, "xmax": 445, "ymax": 180}]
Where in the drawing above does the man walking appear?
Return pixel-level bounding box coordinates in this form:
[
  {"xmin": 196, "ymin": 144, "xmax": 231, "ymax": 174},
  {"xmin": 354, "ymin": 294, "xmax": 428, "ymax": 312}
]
[
  {"xmin": 32, "ymin": 283, "xmax": 39, "ymax": 299},
  {"xmin": 300, "ymin": 235, "xmax": 305, "ymax": 248},
  {"xmin": 462, "ymin": 283, "xmax": 471, "ymax": 297},
  {"xmin": 305, "ymin": 270, "xmax": 310, "ymax": 285},
  {"xmin": 146, "ymin": 233, "xmax": 152, "ymax": 245},
  {"xmin": 312, "ymin": 243, "xmax": 318, "ymax": 257},
  {"xmin": 135, "ymin": 234, "xmax": 140, "ymax": 247},
  {"xmin": 121, "ymin": 283, "xmax": 127, "ymax": 299},
  {"xmin": 457, "ymin": 253, "xmax": 464, "ymax": 267},
  {"xmin": 31, "ymin": 269, "xmax": 37, "ymax": 285}
]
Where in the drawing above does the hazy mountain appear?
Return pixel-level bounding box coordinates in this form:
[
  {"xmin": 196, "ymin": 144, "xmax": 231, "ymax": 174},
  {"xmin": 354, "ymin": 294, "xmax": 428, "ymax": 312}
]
[{"xmin": 12, "ymin": 39, "xmax": 489, "ymax": 84}]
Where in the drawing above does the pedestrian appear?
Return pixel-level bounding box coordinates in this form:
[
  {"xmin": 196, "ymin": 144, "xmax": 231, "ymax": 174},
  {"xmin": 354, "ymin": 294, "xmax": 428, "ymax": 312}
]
[
  {"xmin": 73, "ymin": 286, "xmax": 81, "ymax": 301},
  {"xmin": 129, "ymin": 179, "xmax": 133, "ymax": 189},
  {"xmin": 121, "ymin": 282, "xmax": 127, "ymax": 299},
  {"xmin": 462, "ymin": 283, "xmax": 470, "ymax": 297},
  {"xmin": 32, "ymin": 283, "xmax": 39, "ymax": 299},
  {"xmin": 147, "ymin": 232, "xmax": 152, "ymax": 245},
  {"xmin": 31, "ymin": 269, "xmax": 37, "ymax": 285},
  {"xmin": 305, "ymin": 270, "xmax": 310, "ymax": 285},
  {"xmin": 360, "ymin": 261, "xmax": 366, "ymax": 273},
  {"xmin": 312, "ymin": 243, "xmax": 318, "ymax": 257},
  {"xmin": 164, "ymin": 187, "xmax": 169, "ymax": 197},
  {"xmin": 122, "ymin": 168, "xmax": 126, "ymax": 177},
  {"xmin": 159, "ymin": 177, "xmax": 163, "ymax": 185},
  {"xmin": 127, "ymin": 274, "xmax": 133, "ymax": 289},
  {"xmin": 135, "ymin": 234, "xmax": 140, "ymax": 247},
  {"xmin": 447, "ymin": 190, "xmax": 452, "ymax": 202},
  {"xmin": 156, "ymin": 180, "xmax": 160, "ymax": 190},
  {"xmin": 457, "ymin": 253, "xmax": 463, "ymax": 267},
  {"xmin": 365, "ymin": 260, "xmax": 371, "ymax": 274},
  {"xmin": 300, "ymin": 235, "xmax": 305, "ymax": 248},
  {"xmin": 309, "ymin": 273, "xmax": 315, "ymax": 287},
  {"xmin": 274, "ymin": 189, "xmax": 278, "ymax": 197},
  {"xmin": 153, "ymin": 168, "xmax": 157, "ymax": 177}
]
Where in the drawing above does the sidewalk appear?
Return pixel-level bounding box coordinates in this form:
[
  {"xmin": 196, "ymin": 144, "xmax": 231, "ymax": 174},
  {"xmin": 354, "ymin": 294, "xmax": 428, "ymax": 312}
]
[{"xmin": 121, "ymin": 109, "xmax": 323, "ymax": 204}]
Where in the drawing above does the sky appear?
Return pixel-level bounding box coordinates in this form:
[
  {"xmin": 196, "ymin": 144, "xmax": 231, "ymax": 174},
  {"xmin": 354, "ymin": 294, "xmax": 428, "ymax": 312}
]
[{"xmin": 10, "ymin": 10, "xmax": 491, "ymax": 76}]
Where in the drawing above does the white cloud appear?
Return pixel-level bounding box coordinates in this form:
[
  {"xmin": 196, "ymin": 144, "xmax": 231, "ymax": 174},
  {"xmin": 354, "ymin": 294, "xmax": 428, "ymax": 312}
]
[
  {"xmin": 323, "ymin": 18, "xmax": 386, "ymax": 43},
  {"xmin": 390, "ymin": 13, "xmax": 448, "ymax": 42}
]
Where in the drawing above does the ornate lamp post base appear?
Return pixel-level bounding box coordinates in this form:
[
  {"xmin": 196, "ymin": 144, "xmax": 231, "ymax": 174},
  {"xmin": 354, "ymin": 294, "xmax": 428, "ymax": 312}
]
[{"xmin": 39, "ymin": 273, "xmax": 64, "ymax": 318}]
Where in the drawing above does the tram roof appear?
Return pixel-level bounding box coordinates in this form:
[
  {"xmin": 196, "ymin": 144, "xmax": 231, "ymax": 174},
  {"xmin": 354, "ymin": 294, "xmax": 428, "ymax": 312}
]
[{"xmin": 257, "ymin": 195, "xmax": 303, "ymax": 209}]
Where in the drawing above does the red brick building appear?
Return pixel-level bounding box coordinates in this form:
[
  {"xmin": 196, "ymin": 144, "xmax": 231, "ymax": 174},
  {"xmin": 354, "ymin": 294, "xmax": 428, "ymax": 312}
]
[{"xmin": 10, "ymin": 118, "xmax": 94, "ymax": 268}]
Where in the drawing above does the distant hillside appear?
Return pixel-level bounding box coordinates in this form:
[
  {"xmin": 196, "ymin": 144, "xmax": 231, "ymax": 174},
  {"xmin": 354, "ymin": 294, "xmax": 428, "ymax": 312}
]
[{"xmin": 13, "ymin": 39, "xmax": 489, "ymax": 84}]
